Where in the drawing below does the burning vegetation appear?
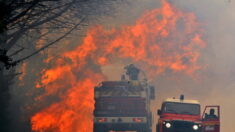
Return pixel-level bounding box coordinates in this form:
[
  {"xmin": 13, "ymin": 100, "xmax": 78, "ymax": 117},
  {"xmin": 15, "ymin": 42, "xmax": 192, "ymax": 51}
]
[{"xmin": 29, "ymin": 0, "xmax": 206, "ymax": 132}]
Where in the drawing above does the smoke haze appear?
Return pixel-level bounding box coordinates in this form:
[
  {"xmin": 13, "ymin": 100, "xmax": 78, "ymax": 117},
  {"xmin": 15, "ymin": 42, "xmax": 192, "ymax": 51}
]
[{"xmin": 10, "ymin": 0, "xmax": 235, "ymax": 132}]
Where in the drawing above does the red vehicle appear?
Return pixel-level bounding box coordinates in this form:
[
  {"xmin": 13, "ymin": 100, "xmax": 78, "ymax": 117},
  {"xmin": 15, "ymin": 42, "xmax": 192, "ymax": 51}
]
[
  {"xmin": 93, "ymin": 65, "xmax": 155, "ymax": 132},
  {"xmin": 156, "ymin": 95, "xmax": 220, "ymax": 132},
  {"xmin": 202, "ymin": 106, "xmax": 220, "ymax": 132}
]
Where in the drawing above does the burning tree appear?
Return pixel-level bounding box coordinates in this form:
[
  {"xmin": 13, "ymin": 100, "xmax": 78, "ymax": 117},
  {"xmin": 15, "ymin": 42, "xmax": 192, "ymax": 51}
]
[{"xmin": 0, "ymin": 0, "xmax": 122, "ymax": 131}]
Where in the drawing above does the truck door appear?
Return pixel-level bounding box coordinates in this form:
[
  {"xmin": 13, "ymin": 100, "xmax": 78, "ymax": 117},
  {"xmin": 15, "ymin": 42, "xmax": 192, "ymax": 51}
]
[{"xmin": 202, "ymin": 106, "xmax": 220, "ymax": 132}]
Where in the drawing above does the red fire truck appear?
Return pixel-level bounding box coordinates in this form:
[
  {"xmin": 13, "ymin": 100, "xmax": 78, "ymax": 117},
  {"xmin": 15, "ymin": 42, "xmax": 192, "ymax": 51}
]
[
  {"xmin": 93, "ymin": 64, "xmax": 155, "ymax": 132},
  {"xmin": 156, "ymin": 95, "xmax": 220, "ymax": 132}
]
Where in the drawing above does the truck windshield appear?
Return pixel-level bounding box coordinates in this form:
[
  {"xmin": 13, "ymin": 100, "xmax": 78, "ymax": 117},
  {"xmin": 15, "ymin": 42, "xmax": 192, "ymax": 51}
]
[
  {"xmin": 162, "ymin": 102, "xmax": 200, "ymax": 115},
  {"xmin": 94, "ymin": 97, "xmax": 146, "ymax": 116}
]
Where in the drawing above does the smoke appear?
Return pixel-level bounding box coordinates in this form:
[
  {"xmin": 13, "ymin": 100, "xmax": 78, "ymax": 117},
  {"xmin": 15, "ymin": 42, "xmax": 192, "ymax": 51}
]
[
  {"xmin": 29, "ymin": 0, "xmax": 205, "ymax": 131},
  {"xmin": 101, "ymin": 0, "xmax": 235, "ymax": 131},
  {"xmin": 167, "ymin": 1, "xmax": 235, "ymax": 132},
  {"xmin": 9, "ymin": 0, "xmax": 235, "ymax": 132}
]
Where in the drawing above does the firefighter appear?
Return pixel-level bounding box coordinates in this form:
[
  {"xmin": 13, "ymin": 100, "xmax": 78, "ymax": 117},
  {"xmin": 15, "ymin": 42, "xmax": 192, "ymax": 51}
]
[
  {"xmin": 205, "ymin": 108, "xmax": 217, "ymax": 119},
  {"xmin": 124, "ymin": 64, "xmax": 140, "ymax": 80}
]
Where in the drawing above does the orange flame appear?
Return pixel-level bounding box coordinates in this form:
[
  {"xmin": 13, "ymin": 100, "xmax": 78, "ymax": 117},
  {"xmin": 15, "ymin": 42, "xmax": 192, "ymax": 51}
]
[{"xmin": 31, "ymin": 1, "xmax": 206, "ymax": 132}]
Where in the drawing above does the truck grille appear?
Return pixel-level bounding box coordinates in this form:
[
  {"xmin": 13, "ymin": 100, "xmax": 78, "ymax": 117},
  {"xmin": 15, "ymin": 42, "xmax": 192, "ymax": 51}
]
[
  {"xmin": 173, "ymin": 120, "xmax": 193, "ymax": 131},
  {"xmin": 163, "ymin": 120, "xmax": 201, "ymax": 132}
]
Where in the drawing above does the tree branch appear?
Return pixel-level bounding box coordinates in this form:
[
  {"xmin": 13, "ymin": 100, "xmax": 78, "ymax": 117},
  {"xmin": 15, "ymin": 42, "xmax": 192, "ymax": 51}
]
[
  {"xmin": 13, "ymin": 18, "xmax": 84, "ymax": 64},
  {"xmin": 9, "ymin": 48, "xmax": 24, "ymax": 57},
  {"xmin": 5, "ymin": 0, "xmax": 76, "ymax": 50},
  {"xmin": 6, "ymin": 0, "xmax": 40, "ymax": 25}
]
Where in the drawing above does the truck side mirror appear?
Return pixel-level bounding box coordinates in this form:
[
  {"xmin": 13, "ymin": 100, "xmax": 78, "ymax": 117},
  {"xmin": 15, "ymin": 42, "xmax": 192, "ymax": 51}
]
[{"xmin": 157, "ymin": 109, "xmax": 161, "ymax": 115}]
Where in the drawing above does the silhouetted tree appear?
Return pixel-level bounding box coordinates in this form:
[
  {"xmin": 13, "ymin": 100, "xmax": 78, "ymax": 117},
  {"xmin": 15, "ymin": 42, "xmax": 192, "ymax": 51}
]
[{"xmin": 0, "ymin": 0, "xmax": 122, "ymax": 131}]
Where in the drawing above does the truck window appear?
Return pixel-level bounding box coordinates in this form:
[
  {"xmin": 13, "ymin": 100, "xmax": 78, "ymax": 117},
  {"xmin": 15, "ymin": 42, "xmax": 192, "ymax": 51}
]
[
  {"xmin": 94, "ymin": 97, "xmax": 147, "ymax": 116},
  {"xmin": 162, "ymin": 102, "xmax": 200, "ymax": 115}
]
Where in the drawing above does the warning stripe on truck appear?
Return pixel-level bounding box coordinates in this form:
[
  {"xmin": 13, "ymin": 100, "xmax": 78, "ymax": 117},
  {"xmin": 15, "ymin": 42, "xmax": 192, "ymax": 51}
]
[{"xmin": 94, "ymin": 117, "xmax": 147, "ymax": 123}]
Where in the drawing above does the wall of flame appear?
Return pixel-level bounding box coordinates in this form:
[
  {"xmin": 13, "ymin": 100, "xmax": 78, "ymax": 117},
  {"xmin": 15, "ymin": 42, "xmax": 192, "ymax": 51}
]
[{"xmin": 24, "ymin": 0, "xmax": 206, "ymax": 132}]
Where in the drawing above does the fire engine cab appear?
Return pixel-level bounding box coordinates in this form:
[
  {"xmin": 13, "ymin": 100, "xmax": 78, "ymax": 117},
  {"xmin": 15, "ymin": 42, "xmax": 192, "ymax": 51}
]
[
  {"xmin": 156, "ymin": 95, "xmax": 220, "ymax": 132},
  {"xmin": 93, "ymin": 64, "xmax": 155, "ymax": 132}
]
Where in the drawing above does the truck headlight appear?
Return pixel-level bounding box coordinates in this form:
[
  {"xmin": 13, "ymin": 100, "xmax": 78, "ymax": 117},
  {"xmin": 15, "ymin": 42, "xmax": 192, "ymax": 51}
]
[
  {"xmin": 165, "ymin": 122, "xmax": 171, "ymax": 128},
  {"xmin": 193, "ymin": 124, "xmax": 199, "ymax": 130}
]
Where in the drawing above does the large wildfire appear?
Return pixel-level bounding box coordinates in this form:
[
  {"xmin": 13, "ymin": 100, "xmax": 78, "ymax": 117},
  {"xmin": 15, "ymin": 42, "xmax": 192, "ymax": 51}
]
[{"xmin": 28, "ymin": 0, "xmax": 206, "ymax": 132}]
